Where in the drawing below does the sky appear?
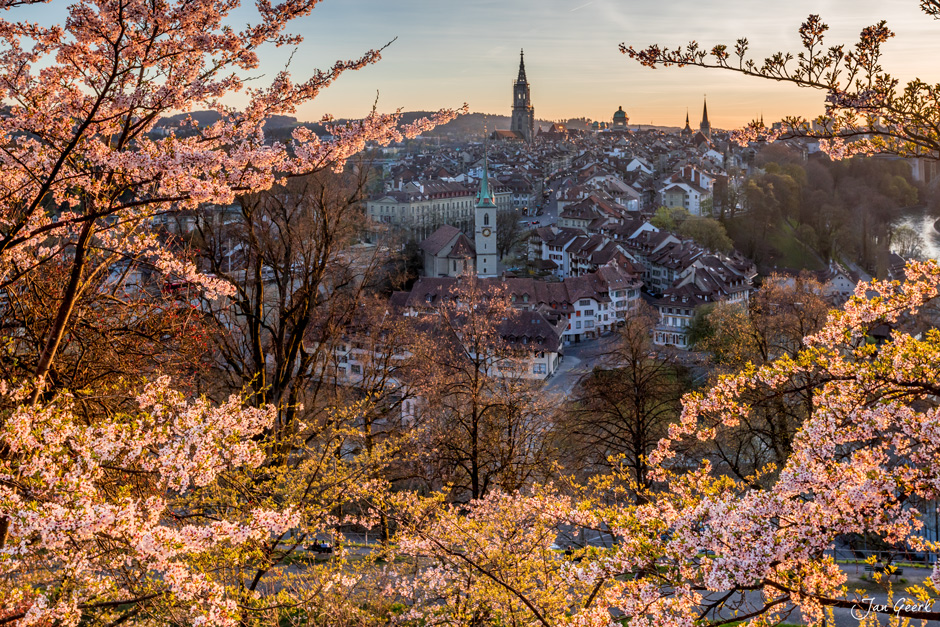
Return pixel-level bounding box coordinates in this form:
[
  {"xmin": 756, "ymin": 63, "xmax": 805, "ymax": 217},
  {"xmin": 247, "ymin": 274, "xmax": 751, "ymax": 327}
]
[
  {"xmin": 16, "ymin": 0, "xmax": 940, "ymax": 130},
  {"xmin": 275, "ymin": 0, "xmax": 940, "ymax": 129}
]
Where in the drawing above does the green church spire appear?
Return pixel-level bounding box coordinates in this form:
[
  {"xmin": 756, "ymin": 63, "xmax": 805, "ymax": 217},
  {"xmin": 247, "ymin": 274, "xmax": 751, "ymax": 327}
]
[{"xmin": 476, "ymin": 131, "xmax": 496, "ymax": 209}]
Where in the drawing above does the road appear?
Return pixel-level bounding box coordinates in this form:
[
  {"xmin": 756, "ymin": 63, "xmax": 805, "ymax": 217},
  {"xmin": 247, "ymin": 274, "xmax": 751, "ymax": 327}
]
[
  {"xmin": 543, "ymin": 333, "xmax": 620, "ymax": 398},
  {"xmin": 519, "ymin": 178, "xmax": 561, "ymax": 231}
]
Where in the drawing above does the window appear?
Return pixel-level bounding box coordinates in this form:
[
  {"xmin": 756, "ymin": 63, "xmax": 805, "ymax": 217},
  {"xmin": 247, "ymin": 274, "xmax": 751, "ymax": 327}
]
[
  {"xmin": 585, "ymin": 310, "xmax": 593, "ymax": 316},
  {"xmin": 576, "ymin": 321, "xmax": 581, "ymax": 329},
  {"xmin": 351, "ymin": 364, "xmax": 361, "ymax": 374},
  {"xmin": 579, "ymin": 299, "xmax": 591, "ymax": 306},
  {"xmin": 484, "ymin": 212, "xmax": 490, "ymax": 226},
  {"xmin": 533, "ymin": 363, "xmax": 546, "ymax": 374}
]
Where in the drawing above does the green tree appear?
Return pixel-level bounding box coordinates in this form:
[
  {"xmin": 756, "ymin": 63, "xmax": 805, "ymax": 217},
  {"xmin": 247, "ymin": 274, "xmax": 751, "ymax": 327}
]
[
  {"xmin": 677, "ymin": 215, "xmax": 733, "ymax": 253},
  {"xmin": 497, "ymin": 209, "xmax": 525, "ymax": 260},
  {"xmin": 560, "ymin": 305, "xmax": 688, "ymax": 499},
  {"xmin": 650, "ymin": 206, "xmax": 690, "ymax": 231},
  {"xmin": 891, "ymin": 224, "xmax": 924, "ymax": 258},
  {"xmin": 687, "ymin": 301, "xmax": 757, "ymax": 368}
]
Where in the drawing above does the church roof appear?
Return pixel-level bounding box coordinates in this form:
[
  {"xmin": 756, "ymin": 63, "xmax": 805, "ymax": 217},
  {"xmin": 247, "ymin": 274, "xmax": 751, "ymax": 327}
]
[
  {"xmin": 517, "ymin": 49, "xmax": 527, "ymax": 84},
  {"xmin": 420, "ymin": 225, "xmax": 462, "ymax": 256},
  {"xmin": 691, "ymin": 131, "xmax": 712, "ymax": 146},
  {"xmin": 491, "ymin": 129, "xmax": 524, "ymax": 141}
]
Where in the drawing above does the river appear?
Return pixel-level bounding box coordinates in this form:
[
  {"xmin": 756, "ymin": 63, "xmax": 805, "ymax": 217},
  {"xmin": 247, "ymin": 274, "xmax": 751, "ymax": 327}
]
[{"xmin": 894, "ymin": 206, "xmax": 940, "ymax": 261}]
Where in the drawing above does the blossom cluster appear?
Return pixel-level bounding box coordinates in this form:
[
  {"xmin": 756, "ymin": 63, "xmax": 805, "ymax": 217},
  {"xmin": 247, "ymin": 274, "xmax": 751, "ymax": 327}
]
[{"xmin": 0, "ymin": 378, "xmax": 298, "ymax": 625}]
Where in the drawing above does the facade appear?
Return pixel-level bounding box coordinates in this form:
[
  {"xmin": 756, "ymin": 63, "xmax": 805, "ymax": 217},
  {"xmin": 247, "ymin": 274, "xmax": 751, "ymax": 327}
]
[
  {"xmin": 401, "ymin": 261, "xmax": 643, "ymax": 345},
  {"xmin": 660, "ymin": 181, "xmax": 709, "ymax": 215},
  {"xmin": 510, "ymin": 49, "xmax": 535, "ymax": 143},
  {"xmin": 651, "ymin": 256, "xmax": 754, "ymax": 348},
  {"xmin": 659, "ymin": 166, "xmax": 714, "ymax": 216},
  {"xmin": 367, "ymin": 181, "xmax": 475, "ymax": 241},
  {"xmin": 420, "ymin": 225, "xmax": 475, "ymax": 277}
]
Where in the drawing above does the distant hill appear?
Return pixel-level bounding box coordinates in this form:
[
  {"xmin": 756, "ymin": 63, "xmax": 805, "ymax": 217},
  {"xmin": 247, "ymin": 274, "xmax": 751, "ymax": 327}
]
[
  {"xmin": 155, "ymin": 111, "xmax": 298, "ymax": 130},
  {"xmin": 153, "ymin": 110, "xmax": 677, "ymax": 138},
  {"xmin": 402, "ymin": 111, "xmax": 566, "ymax": 138}
]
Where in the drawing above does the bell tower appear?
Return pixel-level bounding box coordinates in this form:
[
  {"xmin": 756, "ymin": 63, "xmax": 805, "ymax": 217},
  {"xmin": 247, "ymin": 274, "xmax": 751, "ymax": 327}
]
[
  {"xmin": 510, "ymin": 49, "xmax": 535, "ymax": 143},
  {"xmin": 475, "ymin": 136, "xmax": 498, "ymax": 278}
]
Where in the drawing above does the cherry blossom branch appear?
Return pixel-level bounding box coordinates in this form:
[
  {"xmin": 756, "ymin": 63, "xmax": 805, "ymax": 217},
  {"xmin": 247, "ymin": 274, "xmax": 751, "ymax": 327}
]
[{"xmin": 620, "ymin": 9, "xmax": 940, "ymax": 160}]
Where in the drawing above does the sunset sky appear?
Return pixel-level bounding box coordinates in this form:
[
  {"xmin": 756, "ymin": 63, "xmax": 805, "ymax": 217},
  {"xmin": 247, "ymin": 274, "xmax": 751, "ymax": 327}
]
[
  {"xmin": 282, "ymin": 0, "xmax": 939, "ymax": 129},
  {"xmin": 19, "ymin": 0, "xmax": 940, "ymax": 130}
]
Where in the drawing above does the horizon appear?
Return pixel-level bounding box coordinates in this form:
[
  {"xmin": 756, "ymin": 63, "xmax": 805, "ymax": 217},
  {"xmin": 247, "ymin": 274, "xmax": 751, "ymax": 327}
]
[
  {"xmin": 15, "ymin": 1, "xmax": 940, "ymax": 130},
  {"xmin": 285, "ymin": 0, "xmax": 940, "ymax": 130}
]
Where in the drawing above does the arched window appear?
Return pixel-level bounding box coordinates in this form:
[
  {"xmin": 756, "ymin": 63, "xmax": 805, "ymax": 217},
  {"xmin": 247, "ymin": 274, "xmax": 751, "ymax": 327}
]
[{"xmin": 483, "ymin": 212, "xmax": 490, "ymax": 226}]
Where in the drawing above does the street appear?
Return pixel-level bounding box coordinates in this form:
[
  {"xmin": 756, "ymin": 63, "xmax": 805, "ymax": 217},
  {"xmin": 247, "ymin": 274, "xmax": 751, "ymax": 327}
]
[{"xmin": 543, "ymin": 332, "xmax": 620, "ymax": 398}]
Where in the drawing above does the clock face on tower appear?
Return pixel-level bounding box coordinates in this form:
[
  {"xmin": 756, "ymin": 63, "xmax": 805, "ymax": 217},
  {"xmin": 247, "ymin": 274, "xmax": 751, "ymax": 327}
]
[{"xmin": 482, "ymin": 228, "xmax": 491, "ymax": 237}]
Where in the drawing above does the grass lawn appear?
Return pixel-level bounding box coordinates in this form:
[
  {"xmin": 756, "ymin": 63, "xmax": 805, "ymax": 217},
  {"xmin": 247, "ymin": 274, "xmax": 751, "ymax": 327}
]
[
  {"xmin": 726, "ymin": 216, "xmax": 825, "ymax": 273},
  {"xmin": 766, "ymin": 222, "xmax": 825, "ymax": 272}
]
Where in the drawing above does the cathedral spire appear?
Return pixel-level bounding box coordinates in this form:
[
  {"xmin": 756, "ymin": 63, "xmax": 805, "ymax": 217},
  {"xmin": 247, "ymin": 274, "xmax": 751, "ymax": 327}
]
[
  {"xmin": 699, "ymin": 97, "xmax": 711, "ymax": 138},
  {"xmin": 517, "ymin": 48, "xmax": 527, "ymax": 83}
]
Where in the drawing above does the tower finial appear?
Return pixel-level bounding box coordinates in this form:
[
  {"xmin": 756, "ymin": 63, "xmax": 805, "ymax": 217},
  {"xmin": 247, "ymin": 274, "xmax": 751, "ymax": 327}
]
[
  {"xmin": 483, "ymin": 117, "xmax": 488, "ymax": 162},
  {"xmin": 517, "ymin": 48, "xmax": 527, "ymax": 83}
]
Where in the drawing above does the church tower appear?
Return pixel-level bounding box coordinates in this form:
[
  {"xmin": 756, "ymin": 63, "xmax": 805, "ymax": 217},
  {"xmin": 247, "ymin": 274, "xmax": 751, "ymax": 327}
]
[
  {"xmin": 681, "ymin": 109, "xmax": 692, "ymax": 136},
  {"xmin": 700, "ymin": 98, "xmax": 711, "ymax": 138},
  {"xmin": 510, "ymin": 49, "xmax": 535, "ymax": 143},
  {"xmin": 475, "ymin": 144, "xmax": 498, "ymax": 278}
]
